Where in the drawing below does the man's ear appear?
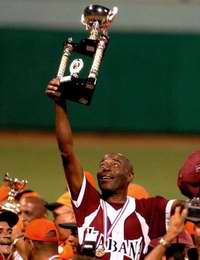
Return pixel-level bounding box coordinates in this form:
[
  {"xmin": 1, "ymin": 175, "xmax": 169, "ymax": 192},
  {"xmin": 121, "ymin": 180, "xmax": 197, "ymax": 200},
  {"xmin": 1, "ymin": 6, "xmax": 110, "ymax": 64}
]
[{"xmin": 128, "ymin": 172, "xmax": 134, "ymax": 183}]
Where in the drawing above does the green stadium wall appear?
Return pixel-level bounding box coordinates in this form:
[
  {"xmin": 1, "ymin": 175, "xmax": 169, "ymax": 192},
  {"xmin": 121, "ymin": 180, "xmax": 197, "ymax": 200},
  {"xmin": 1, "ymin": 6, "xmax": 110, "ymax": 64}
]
[{"xmin": 1, "ymin": 28, "xmax": 200, "ymax": 133}]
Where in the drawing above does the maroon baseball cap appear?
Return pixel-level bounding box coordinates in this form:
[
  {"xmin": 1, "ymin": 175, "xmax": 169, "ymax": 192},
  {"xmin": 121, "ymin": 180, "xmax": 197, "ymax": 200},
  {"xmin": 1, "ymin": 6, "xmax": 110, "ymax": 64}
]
[{"xmin": 177, "ymin": 151, "xmax": 200, "ymax": 199}]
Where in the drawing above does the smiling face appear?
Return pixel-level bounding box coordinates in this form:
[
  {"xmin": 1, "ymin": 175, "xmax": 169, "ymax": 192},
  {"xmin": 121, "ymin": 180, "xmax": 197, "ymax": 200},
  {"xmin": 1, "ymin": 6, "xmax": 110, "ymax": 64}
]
[
  {"xmin": 0, "ymin": 221, "xmax": 13, "ymax": 255},
  {"xmin": 97, "ymin": 153, "xmax": 134, "ymax": 197}
]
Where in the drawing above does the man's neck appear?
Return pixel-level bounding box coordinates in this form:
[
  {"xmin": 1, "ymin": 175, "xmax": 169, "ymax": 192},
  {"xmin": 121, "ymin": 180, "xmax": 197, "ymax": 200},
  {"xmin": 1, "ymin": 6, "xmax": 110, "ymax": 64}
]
[{"xmin": 102, "ymin": 192, "xmax": 128, "ymax": 204}]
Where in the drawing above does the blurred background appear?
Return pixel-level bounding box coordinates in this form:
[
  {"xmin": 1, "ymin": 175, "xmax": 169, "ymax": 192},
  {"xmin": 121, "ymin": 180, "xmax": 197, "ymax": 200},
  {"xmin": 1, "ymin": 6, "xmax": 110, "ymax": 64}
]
[{"xmin": 0, "ymin": 0, "xmax": 200, "ymax": 202}]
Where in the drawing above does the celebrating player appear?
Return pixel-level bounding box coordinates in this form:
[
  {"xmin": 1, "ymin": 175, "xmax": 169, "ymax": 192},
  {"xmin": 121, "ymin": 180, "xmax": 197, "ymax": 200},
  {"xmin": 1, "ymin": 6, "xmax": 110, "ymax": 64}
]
[{"xmin": 46, "ymin": 78, "xmax": 181, "ymax": 260}]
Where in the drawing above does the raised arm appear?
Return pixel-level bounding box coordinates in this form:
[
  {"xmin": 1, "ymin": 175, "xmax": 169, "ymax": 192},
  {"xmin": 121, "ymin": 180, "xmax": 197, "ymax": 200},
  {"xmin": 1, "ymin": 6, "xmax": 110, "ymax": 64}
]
[{"xmin": 46, "ymin": 78, "xmax": 83, "ymax": 196}]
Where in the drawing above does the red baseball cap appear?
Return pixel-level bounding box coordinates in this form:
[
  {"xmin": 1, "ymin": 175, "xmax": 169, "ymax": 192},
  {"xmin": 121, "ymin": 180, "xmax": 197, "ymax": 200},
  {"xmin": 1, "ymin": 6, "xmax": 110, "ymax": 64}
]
[
  {"xmin": 25, "ymin": 218, "xmax": 58, "ymax": 242},
  {"xmin": 177, "ymin": 151, "xmax": 200, "ymax": 199}
]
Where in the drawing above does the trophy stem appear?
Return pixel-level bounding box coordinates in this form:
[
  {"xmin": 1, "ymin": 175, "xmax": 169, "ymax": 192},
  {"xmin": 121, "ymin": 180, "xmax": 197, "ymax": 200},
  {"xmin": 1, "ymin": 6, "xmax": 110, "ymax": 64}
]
[
  {"xmin": 89, "ymin": 28, "xmax": 98, "ymax": 40},
  {"xmin": 88, "ymin": 36, "xmax": 108, "ymax": 79},
  {"xmin": 57, "ymin": 43, "xmax": 73, "ymax": 78},
  {"xmin": 89, "ymin": 21, "xmax": 99, "ymax": 40}
]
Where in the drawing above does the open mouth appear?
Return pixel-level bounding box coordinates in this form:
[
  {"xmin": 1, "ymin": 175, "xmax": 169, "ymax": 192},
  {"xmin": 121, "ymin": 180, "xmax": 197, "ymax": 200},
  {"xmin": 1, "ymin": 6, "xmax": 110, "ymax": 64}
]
[
  {"xmin": 0, "ymin": 238, "xmax": 13, "ymax": 245},
  {"xmin": 99, "ymin": 176, "xmax": 113, "ymax": 181}
]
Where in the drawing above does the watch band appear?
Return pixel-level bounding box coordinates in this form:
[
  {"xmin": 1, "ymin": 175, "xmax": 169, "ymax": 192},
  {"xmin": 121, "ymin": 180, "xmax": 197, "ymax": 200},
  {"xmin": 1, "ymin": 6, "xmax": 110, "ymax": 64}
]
[{"xmin": 159, "ymin": 237, "xmax": 171, "ymax": 248}]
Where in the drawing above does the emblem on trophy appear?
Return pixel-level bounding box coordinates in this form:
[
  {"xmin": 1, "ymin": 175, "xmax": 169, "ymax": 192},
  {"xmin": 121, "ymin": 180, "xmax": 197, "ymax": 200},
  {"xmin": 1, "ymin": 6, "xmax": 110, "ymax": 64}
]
[
  {"xmin": 57, "ymin": 4, "xmax": 118, "ymax": 105},
  {"xmin": 1, "ymin": 173, "xmax": 28, "ymax": 214}
]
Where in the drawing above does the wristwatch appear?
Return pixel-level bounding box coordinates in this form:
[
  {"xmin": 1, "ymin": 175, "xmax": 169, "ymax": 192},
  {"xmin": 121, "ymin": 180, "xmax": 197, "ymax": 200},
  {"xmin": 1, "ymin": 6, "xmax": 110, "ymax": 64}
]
[{"xmin": 158, "ymin": 237, "xmax": 171, "ymax": 248}]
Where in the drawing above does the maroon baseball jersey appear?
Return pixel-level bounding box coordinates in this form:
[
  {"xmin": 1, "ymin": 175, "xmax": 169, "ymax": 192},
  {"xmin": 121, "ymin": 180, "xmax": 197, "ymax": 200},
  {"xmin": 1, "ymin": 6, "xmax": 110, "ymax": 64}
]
[{"xmin": 71, "ymin": 176, "xmax": 174, "ymax": 260}]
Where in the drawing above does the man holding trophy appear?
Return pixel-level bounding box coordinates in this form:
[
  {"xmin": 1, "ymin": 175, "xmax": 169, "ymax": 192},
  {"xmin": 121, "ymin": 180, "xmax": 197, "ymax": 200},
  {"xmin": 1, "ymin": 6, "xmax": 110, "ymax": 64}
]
[{"xmin": 46, "ymin": 4, "xmax": 183, "ymax": 260}]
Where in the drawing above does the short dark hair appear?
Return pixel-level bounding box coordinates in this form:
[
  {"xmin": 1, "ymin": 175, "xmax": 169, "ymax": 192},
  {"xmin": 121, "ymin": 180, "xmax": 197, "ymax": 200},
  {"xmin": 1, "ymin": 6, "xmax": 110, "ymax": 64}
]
[{"xmin": 165, "ymin": 243, "xmax": 186, "ymax": 258}]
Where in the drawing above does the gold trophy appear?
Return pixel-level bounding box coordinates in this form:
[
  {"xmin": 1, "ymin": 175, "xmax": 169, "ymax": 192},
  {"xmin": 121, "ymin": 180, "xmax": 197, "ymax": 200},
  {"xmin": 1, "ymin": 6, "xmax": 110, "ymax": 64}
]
[
  {"xmin": 1, "ymin": 173, "xmax": 28, "ymax": 214},
  {"xmin": 57, "ymin": 4, "xmax": 118, "ymax": 105}
]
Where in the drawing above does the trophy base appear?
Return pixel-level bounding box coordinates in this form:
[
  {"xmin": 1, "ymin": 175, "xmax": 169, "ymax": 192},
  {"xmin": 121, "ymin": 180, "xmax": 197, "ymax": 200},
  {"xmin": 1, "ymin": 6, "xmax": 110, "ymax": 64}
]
[
  {"xmin": 59, "ymin": 77, "xmax": 96, "ymax": 105},
  {"xmin": 64, "ymin": 38, "xmax": 99, "ymax": 57}
]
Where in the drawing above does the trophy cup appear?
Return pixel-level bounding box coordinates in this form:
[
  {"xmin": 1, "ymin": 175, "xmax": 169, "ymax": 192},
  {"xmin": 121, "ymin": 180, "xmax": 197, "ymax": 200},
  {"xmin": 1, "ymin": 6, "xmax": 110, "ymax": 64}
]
[
  {"xmin": 1, "ymin": 173, "xmax": 28, "ymax": 214},
  {"xmin": 57, "ymin": 4, "xmax": 118, "ymax": 105}
]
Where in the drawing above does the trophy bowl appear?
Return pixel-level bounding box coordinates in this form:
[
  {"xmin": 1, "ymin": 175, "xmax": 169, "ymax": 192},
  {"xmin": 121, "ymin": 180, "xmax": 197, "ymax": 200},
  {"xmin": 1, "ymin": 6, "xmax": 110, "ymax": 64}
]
[{"xmin": 83, "ymin": 5, "xmax": 110, "ymax": 29}]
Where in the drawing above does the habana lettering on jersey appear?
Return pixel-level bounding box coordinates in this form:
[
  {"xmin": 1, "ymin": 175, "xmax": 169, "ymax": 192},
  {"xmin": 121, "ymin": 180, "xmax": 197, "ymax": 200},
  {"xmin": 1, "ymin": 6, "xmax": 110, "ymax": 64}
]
[
  {"xmin": 71, "ymin": 176, "xmax": 174, "ymax": 260},
  {"xmin": 97, "ymin": 232, "xmax": 143, "ymax": 259}
]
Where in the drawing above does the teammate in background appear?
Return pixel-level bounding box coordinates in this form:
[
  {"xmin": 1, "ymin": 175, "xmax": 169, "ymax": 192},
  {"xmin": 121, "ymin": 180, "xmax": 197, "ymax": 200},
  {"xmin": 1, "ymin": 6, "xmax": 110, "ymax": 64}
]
[
  {"xmin": 177, "ymin": 150, "xmax": 200, "ymax": 259},
  {"xmin": 46, "ymin": 78, "xmax": 181, "ymax": 260},
  {"xmin": 0, "ymin": 210, "xmax": 19, "ymax": 260},
  {"xmin": 45, "ymin": 201, "xmax": 77, "ymax": 259},
  {"xmin": 12, "ymin": 196, "xmax": 48, "ymax": 260},
  {"xmin": 144, "ymin": 207, "xmax": 187, "ymax": 260},
  {"xmin": 177, "ymin": 150, "xmax": 200, "ymax": 200},
  {"xmin": 19, "ymin": 196, "xmax": 47, "ymax": 231},
  {"xmin": 128, "ymin": 183, "xmax": 149, "ymax": 199},
  {"xmin": 23, "ymin": 218, "xmax": 63, "ymax": 260}
]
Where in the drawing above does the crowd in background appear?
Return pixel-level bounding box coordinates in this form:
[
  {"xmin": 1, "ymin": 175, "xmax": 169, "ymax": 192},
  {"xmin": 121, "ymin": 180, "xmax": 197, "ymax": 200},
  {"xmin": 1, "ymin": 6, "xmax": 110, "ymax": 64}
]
[
  {"xmin": 0, "ymin": 156, "xmax": 200, "ymax": 260},
  {"xmin": 0, "ymin": 170, "xmax": 152, "ymax": 260}
]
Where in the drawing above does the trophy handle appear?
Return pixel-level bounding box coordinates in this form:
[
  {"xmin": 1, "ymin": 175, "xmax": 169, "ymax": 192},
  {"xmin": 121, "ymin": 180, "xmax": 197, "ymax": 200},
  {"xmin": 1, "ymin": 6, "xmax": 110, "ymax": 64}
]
[
  {"xmin": 88, "ymin": 35, "xmax": 108, "ymax": 80},
  {"xmin": 57, "ymin": 40, "xmax": 73, "ymax": 78}
]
